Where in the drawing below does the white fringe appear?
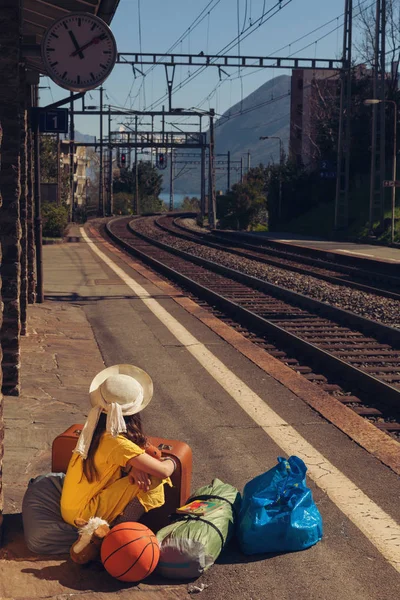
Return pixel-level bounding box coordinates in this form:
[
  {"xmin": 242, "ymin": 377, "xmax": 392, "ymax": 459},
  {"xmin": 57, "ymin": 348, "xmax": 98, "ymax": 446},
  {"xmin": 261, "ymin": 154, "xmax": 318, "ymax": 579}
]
[{"xmin": 74, "ymin": 517, "xmax": 109, "ymax": 554}]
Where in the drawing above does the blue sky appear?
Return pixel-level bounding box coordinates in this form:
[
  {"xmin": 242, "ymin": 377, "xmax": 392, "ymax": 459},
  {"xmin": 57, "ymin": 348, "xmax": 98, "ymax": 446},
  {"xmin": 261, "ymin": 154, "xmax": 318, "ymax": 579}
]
[{"xmin": 39, "ymin": 0, "xmax": 354, "ymax": 137}]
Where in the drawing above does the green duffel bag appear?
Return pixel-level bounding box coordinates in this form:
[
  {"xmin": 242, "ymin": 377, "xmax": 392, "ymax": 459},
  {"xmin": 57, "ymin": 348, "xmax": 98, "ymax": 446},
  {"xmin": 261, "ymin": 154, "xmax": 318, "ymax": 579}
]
[{"xmin": 156, "ymin": 478, "xmax": 241, "ymax": 579}]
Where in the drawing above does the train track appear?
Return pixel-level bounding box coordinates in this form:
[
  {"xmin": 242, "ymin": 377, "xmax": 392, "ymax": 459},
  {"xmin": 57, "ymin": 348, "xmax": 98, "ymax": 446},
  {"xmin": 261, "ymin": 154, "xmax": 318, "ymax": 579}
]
[
  {"xmin": 211, "ymin": 226, "xmax": 400, "ymax": 279},
  {"xmin": 105, "ymin": 216, "xmax": 400, "ymax": 438},
  {"xmin": 158, "ymin": 214, "xmax": 400, "ymax": 301}
]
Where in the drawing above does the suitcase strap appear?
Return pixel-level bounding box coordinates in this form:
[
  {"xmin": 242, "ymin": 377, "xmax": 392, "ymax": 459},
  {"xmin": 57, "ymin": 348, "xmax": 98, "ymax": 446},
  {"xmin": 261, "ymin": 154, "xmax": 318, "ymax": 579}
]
[{"xmin": 171, "ymin": 513, "xmax": 225, "ymax": 551}]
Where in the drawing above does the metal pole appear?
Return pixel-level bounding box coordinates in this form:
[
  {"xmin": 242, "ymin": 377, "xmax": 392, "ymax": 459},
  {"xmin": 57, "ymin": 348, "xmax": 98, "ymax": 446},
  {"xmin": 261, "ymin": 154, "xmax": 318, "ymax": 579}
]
[
  {"xmin": 334, "ymin": 0, "xmax": 352, "ymax": 230},
  {"xmin": 108, "ymin": 106, "xmax": 112, "ymax": 215},
  {"xmin": 135, "ymin": 114, "xmax": 139, "ymax": 215},
  {"xmin": 227, "ymin": 150, "xmax": 231, "ymax": 191},
  {"xmin": 279, "ymin": 139, "xmax": 283, "ymax": 220},
  {"xmin": 151, "ymin": 115, "xmax": 154, "ymax": 166},
  {"xmin": 247, "ymin": 151, "xmax": 251, "ymax": 173},
  {"xmin": 208, "ymin": 110, "xmax": 216, "ymax": 228},
  {"xmin": 240, "ymin": 157, "xmax": 244, "ymax": 182},
  {"xmin": 99, "ymin": 86, "xmax": 104, "ymax": 216},
  {"xmin": 201, "ymin": 145, "xmax": 206, "ymax": 222},
  {"xmin": 33, "ymin": 110, "xmax": 44, "ymax": 303},
  {"xmin": 379, "ymin": 0, "xmax": 386, "ymax": 229},
  {"xmin": 391, "ymin": 100, "xmax": 397, "ymax": 244},
  {"xmin": 69, "ymin": 91, "xmax": 75, "ymax": 222},
  {"xmin": 57, "ymin": 133, "xmax": 60, "ymax": 205},
  {"xmin": 169, "ymin": 148, "xmax": 174, "ymax": 211}
]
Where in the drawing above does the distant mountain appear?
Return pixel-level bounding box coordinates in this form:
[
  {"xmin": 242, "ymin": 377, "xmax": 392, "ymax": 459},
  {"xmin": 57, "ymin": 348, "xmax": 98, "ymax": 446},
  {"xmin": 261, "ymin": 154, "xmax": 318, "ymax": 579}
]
[
  {"xmin": 74, "ymin": 131, "xmax": 96, "ymax": 144},
  {"xmin": 215, "ymin": 74, "xmax": 290, "ymax": 163},
  {"xmin": 161, "ymin": 74, "xmax": 291, "ymax": 194}
]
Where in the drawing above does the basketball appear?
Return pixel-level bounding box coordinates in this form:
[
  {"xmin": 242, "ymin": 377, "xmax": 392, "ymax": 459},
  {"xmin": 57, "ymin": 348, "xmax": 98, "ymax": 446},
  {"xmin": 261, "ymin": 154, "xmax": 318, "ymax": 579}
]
[{"xmin": 101, "ymin": 522, "xmax": 160, "ymax": 582}]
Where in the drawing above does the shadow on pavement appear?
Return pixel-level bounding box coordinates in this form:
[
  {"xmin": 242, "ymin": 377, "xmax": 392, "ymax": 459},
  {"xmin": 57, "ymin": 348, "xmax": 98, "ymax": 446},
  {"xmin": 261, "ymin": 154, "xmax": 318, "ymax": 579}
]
[{"xmin": 215, "ymin": 537, "xmax": 284, "ymax": 565}]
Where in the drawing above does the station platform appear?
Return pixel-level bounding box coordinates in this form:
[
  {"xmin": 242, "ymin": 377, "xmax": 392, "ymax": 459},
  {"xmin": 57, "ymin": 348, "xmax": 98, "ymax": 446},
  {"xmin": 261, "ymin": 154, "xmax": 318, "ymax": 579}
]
[
  {"xmin": 260, "ymin": 231, "xmax": 400, "ymax": 262},
  {"xmin": 1, "ymin": 222, "xmax": 400, "ymax": 600},
  {"xmin": 217, "ymin": 230, "xmax": 400, "ymax": 275}
]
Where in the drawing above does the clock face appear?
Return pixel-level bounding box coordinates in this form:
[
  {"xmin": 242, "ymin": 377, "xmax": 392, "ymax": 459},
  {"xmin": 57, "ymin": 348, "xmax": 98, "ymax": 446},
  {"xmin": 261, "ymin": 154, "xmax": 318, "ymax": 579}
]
[{"xmin": 41, "ymin": 13, "xmax": 117, "ymax": 92}]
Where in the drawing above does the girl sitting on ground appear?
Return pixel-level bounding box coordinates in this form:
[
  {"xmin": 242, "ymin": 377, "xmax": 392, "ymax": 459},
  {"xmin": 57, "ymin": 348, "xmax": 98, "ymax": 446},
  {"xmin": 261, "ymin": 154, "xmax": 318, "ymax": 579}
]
[{"xmin": 60, "ymin": 364, "xmax": 176, "ymax": 563}]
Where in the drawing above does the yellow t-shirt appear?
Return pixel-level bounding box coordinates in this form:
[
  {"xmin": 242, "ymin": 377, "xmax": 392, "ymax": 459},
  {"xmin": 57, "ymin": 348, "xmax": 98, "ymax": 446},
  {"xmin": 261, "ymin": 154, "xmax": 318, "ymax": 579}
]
[{"xmin": 60, "ymin": 433, "xmax": 169, "ymax": 526}]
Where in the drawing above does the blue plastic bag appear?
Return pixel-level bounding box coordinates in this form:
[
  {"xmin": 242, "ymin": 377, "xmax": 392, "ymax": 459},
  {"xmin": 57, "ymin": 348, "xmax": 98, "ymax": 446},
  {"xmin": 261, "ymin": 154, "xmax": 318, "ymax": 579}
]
[{"xmin": 238, "ymin": 456, "xmax": 323, "ymax": 555}]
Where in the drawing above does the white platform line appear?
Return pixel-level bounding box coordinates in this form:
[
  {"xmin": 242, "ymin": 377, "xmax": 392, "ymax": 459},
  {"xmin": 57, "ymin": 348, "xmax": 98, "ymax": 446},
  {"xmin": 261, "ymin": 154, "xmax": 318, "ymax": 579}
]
[
  {"xmin": 81, "ymin": 228, "xmax": 400, "ymax": 573},
  {"xmin": 338, "ymin": 249, "xmax": 400, "ymax": 262}
]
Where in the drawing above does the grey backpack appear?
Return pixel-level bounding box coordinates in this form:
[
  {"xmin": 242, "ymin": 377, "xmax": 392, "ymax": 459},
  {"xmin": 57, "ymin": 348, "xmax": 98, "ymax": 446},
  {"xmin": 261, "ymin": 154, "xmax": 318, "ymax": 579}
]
[{"xmin": 22, "ymin": 473, "xmax": 78, "ymax": 555}]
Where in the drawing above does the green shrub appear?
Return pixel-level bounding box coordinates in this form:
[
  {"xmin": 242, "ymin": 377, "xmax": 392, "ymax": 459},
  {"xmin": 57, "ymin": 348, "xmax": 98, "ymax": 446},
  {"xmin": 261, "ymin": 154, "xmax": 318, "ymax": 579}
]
[
  {"xmin": 112, "ymin": 192, "xmax": 133, "ymax": 215},
  {"xmin": 42, "ymin": 203, "xmax": 69, "ymax": 238}
]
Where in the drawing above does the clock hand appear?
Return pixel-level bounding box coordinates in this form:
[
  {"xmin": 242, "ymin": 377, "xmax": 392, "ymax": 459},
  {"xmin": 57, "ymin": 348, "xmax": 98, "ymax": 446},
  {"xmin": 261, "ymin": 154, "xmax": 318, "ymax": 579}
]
[
  {"xmin": 68, "ymin": 30, "xmax": 84, "ymax": 59},
  {"xmin": 70, "ymin": 35, "xmax": 104, "ymax": 57}
]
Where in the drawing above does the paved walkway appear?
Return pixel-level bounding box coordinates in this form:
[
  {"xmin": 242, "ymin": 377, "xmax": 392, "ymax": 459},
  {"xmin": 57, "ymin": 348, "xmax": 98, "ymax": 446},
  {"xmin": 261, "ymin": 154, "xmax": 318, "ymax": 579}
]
[{"xmin": 0, "ymin": 235, "xmax": 189, "ymax": 599}]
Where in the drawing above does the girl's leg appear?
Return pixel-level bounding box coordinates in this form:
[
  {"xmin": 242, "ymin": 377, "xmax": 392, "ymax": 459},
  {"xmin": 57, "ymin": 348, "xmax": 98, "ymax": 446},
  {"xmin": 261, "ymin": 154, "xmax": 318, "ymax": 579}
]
[{"xmin": 113, "ymin": 497, "xmax": 145, "ymax": 525}]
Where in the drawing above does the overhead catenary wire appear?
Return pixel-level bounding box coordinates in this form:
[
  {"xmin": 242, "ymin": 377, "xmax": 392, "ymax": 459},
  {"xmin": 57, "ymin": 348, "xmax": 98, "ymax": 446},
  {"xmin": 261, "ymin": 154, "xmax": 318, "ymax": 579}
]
[
  {"xmin": 145, "ymin": 0, "xmax": 294, "ymax": 111},
  {"xmin": 115, "ymin": 0, "xmax": 379, "ymax": 148},
  {"xmin": 123, "ymin": 0, "xmax": 222, "ymax": 108},
  {"xmin": 176, "ymin": 0, "xmax": 374, "ymax": 118},
  {"xmin": 178, "ymin": 0, "xmax": 375, "ymax": 126}
]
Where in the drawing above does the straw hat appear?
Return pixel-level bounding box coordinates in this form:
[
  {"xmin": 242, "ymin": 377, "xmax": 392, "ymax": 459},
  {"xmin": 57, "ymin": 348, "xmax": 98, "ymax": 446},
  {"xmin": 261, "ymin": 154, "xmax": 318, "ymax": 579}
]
[
  {"xmin": 74, "ymin": 364, "xmax": 153, "ymax": 459},
  {"xmin": 89, "ymin": 364, "xmax": 153, "ymax": 415}
]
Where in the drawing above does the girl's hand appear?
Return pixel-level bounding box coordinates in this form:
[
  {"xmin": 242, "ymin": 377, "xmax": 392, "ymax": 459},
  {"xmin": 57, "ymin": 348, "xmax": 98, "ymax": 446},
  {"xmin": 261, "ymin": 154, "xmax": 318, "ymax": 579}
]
[{"xmin": 128, "ymin": 468, "xmax": 151, "ymax": 492}]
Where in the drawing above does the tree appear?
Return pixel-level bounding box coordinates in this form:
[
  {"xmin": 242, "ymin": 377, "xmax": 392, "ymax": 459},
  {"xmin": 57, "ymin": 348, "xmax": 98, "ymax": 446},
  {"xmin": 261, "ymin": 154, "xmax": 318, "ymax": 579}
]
[
  {"xmin": 181, "ymin": 196, "xmax": 200, "ymax": 211},
  {"xmin": 217, "ymin": 166, "xmax": 266, "ymax": 230},
  {"xmin": 355, "ymin": 0, "xmax": 400, "ymax": 94},
  {"xmin": 112, "ymin": 192, "xmax": 133, "ymax": 215},
  {"xmin": 113, "ymin": 161, "xmax": 163, "ymax": 214}
]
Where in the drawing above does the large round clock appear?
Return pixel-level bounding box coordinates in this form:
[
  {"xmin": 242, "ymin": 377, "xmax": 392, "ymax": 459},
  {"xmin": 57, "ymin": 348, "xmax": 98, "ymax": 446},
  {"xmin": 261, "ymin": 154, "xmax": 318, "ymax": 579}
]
[{"xmin": 41, "ymin": 13, "xmax": 118, "ymax": 92}]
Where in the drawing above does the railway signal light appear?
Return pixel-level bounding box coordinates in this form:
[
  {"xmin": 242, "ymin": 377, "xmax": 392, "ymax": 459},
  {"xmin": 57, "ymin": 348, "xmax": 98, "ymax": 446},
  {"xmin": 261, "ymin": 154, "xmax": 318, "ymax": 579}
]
[
  {"xmin": 120, "ymin": 152, "xmax": 126, "ymax": 167},
  {"xmin": 157, "ymin": 152, "xmax": 167, "ymax": 169}
]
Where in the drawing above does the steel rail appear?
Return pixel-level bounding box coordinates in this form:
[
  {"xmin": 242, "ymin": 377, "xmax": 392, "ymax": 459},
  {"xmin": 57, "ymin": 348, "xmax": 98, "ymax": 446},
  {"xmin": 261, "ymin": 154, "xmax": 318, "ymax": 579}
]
[
  {"xmin": 105, "ymin": 217, "xmax": 400, "ymax": 413},
  {"xmin": 213, "ymin": 229, "xmax": 400, "ymax": 278},
  {"xmin": 155, "ymin": 215, "xmax": 400, "ymax": 302}
]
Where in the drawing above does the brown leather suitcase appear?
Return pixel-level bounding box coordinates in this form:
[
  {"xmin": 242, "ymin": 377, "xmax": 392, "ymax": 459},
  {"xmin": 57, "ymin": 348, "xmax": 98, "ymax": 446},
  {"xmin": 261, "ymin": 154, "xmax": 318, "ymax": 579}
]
[{"xmin": 52, "ymin": 424, "xmax": 193, "ymax": 532}]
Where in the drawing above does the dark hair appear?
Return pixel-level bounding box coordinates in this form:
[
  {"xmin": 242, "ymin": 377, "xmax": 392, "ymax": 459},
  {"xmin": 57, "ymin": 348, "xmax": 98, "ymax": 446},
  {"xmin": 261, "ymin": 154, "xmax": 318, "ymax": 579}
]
[{"xmin": 83, "ymin": 412, "xmax": 147, "ymax": 483}]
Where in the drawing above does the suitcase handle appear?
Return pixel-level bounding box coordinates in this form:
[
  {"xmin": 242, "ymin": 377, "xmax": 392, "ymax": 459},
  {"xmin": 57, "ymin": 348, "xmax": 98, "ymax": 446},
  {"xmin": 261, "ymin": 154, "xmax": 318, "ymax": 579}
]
[{"xmin": 158, "ymin": 443, "xmax": 173, "ymax": 451}]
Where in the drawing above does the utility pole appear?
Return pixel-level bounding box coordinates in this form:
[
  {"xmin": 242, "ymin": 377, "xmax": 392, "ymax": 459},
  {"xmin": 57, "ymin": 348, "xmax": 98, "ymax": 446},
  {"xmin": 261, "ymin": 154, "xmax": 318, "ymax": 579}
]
[
  {"xmin": 260, "ymin": 135, "xmax": 283, "ymax": 219},
  {"xmin": 334, "ymin": 0, "xmax": 352, "ymax": 230},
  {"xmin": 69, "ymin": 91, "xmax": 75, "ymax": 222},
  {"xmin": 227, "ymin": 150, "xmax": 231, "ymax": 192},
  {"xmin": 169, "ymin": 147, "xmax": 174, "ymax": 211},
  {"xmin": 208, "ymin": 109, "xmax": 216, "ymax": 228},
  {"xmin": 200, "ymin": 145, "xmax": 206, "ymax": 223},
  {"xmin": 108, "ymin": 106, "xmax": 113, "ymax": 216},
  {"xmin": 99, "ymin": 86, "xmax": 104, "ymax": 217},
  {"xmin": 57, "ymin": 133, "xmax": 60, "ymax": 205},
  {"xmin": 247, "ymin": 151, "xmax": 251, "ymax": 173},
  {"xmin": 240, "ymin": 157, "xmax": 244, "ymax": 182},
  {"xmin": 368, "ymin": 0, "xmax": 386, "ymax": 232},
  {"xmin": 135, "ymin": 114, "xmax": 139, "ymax": 215},
  {"xmin": 151, "ymin": 115, "xmax": 154, "ymax": 165}
]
